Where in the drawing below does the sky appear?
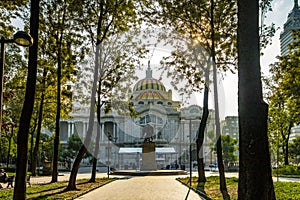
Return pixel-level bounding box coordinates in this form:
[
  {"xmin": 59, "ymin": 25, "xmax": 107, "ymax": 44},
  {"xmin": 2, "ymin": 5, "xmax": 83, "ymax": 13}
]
[
  {"xmin": 11, "ymin": 0, "xmax": 295, "ymax": 120},
  {"xmin": 261, "ymin": 0, "xmax": 294, "ymax": 69},
  {"xmin": 147, "ymin": 0, "xmax": 295, "ymax": 120},
  {"xmin": 220, "ymin": 0, "xmax": 294, "ymax": 119}
]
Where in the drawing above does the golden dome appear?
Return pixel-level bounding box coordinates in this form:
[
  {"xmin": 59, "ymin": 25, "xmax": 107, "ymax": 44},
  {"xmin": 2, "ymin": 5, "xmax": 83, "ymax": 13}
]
[
  {"xmin": 133, "ymin": 78, "xmax": 166, "ymax": 92},
  {"xmin": 133, "ymin": 63, "xmax": 166, "ymax": 92}
]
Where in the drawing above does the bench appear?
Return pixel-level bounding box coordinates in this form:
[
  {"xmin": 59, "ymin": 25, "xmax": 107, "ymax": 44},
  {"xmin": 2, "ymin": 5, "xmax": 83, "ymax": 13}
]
[
  {"xmin": 6, "ymin": 176, "xmax": 14, "ymax": 188},
  {"xmin": 0, "ymin": 175, "xmax": 30, "ymax": 189},
  {"xmin": 0, "ymin": 175, "xmax": 14, "ymax": 188}
]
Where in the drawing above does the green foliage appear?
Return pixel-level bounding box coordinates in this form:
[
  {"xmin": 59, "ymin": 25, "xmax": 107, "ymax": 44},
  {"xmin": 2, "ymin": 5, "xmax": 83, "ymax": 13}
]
[
  {"xmin": 273, "ymin": 181, "xmax": 300, "ymax": 200},
  {"xmin": 61, "ymin": 134, "xmax": 82, "ymax": 160},
  {"xmin": 0, "ymin": 178, "xmax": 114, "ymax": 200},
  {"xmin": 141, "ymin": 0, "xmax": 237, "ymax": 95},
  {"xmin": 273, "ymin": 165, "xmax": 300, "ymax": 176},
  {"xmin": 178, "ymin": 176, "xmax": 300, "ymax": 200},
  {"xmin": 259, "ymin": 0, "xmax": 278, "ymax": 53},
  {"xmin": 211, "ymin": 135, "xmax": 238, "ymax": 166},
  {"xmin": 0, "ymin": 1, "xmax": 29, "ymax": 37},
  {"xmin": 221, "ymin": 135, "xmax": 238, "ymax": 166},
  {"xmin": 268, "ymin": 30, "xmax": 300, "ymax": 165},
  {"xmin": 71, "ymin": 1, "xmax": 148, "ymax": 115},
  {"xmin": 60, "ymin": 133, "xmax": 92, "ymax": 161},
  {"xmin": 269, "ymin": 31, "xmax": 300, "ymax": 125},
  {"xmin": 290, "ymin": 136, "xmax": 300, "ymax": 163},
  {"xmin": 0, "ymin": 134, "xmax": 16, "ymax": 163},
  {"xmin": 39, "ymin": 133, "xmax": 55, "ymax": 162}
]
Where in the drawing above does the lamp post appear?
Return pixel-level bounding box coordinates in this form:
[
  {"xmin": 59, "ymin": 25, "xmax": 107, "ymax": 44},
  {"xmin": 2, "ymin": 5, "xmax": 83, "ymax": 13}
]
[
  {"xmin": 189, "ymin": 119, "xmax": 192, "ymax": 188},
  {"xmin": 180, "ymin": 116, "xmax": 200, "ymax": 188},
  {"xmin": 107, "ymin": 133, "xmax": 117, "ymax": 178},
  {"xmin": 0, "ymin": 31, "xmax": 33, "ymax": 135}
]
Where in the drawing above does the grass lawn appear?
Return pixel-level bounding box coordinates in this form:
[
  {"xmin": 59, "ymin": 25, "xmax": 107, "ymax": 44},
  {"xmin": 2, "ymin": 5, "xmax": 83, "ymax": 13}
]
[
  {"xmin": 177, "ymin": 176, "xmax": 300, "ymax": 200},
  {"xmin": 0, "ymin": 178, "xmax": 114, "ymax": 200}
]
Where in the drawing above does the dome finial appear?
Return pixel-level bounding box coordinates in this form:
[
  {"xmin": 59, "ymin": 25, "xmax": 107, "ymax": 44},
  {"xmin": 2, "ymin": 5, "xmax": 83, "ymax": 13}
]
[{"xmin": 146, "ymin": 60, "xmax": 152, "ymax": 78}]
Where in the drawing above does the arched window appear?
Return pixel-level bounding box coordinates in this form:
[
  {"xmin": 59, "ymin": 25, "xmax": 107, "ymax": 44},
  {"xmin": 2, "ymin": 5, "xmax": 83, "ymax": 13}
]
[
  {"xmin": 138, "ymin": 101, "xmax": 144, "ymax": 105},
  {"xmin": 157, "ymin": 101, "xmax": 163, "ymax": 105},
  {"xmin": 157, "ymin": 132, "xmax": 162, "ymax": 139},
  {"xmin": 190, "ymin": 108, "xmax": 199, "ymax": 114}
]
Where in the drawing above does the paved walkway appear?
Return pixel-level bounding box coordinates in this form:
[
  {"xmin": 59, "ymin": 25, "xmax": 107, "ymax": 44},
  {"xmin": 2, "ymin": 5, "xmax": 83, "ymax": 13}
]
[
  {"xmin": 1, "ymin": 172, "xmax": 203, "ymax": 199},
  {"xmin": 75, "ymin": 175, "xmax": 203, "ymax": 200},
  {"xmin": 2, "ymin": 171, "xmax": 299, "ymax": 199}
]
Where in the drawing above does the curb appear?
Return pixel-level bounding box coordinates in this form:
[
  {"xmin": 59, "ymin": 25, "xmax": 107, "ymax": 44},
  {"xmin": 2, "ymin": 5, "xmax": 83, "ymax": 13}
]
[{"xmin": 65, "ymin": 178, "xmax": 115, "ymax": 200}]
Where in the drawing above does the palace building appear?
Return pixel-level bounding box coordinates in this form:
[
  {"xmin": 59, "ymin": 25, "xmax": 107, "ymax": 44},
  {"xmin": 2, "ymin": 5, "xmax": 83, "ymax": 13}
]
[{"xmin": 60, "ymin": 65, "xmax": 216, "ymax": 170}]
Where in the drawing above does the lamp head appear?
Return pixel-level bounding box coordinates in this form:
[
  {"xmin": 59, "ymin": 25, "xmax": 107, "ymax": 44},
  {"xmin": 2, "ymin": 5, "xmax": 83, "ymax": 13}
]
[{"xmin": 13, "ymin": 31, "xmax": 33, "ymax": 47}]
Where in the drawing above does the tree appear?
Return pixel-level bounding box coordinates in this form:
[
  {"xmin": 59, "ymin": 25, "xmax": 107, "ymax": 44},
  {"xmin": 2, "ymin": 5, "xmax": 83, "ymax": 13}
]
[
  {"xmin": 0, "ymin": 0, "xmax": 29, "ymax": 165},
  {"xmin": 267, "ymin": 30, "xmax": 300, "ymax": 166},
  {"xmin": 61, "ymin": 133, "xmax": 91, "ymax": 161},
  {"xmin": 66, "ymin": 0, "xmax": 141, "ymax": 190},
  {"xmin": 289, "ymin": 136, "xmax": 300, "ymax": 164},
  {"xmin": 23, "ymin": 0, "xmax": 87, "ymax": 182},
  {"xmin": 221, "ymin": 135, "xmax": 238, "ymax": 167},
  {"xmin": 13, "ymin": 0, "xmax": 40, "ymax": 199},
  {"xmin": 267, "ymin": 89, "xmax": 293, "ymax": 166},
  {"xmin": 237, "ymin": 0, "xmax": 275, "ymax": 199},
  {"xmin": 142, "ymin": 1, "xmax": 236, "ymax": 196},
  {"xmin": 39, "ymin": 0, "xmax": 86, "ymax": 183},
  {"xmin": 31, "ymin": 68, "xmax": 47, "ymax": 176},
  {"xmin": 259, "ymin": 0, "xmax": 278, "ymax": 53}
]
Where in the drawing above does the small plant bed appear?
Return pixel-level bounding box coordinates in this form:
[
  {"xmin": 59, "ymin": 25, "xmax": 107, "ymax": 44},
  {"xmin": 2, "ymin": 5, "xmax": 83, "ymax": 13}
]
[
  {"xmin": 273, "ymin": 165, "xmax": 300, "ymax": 177},
  {"xmin": 0, "ymin": 178, "xmax": 114, "ymax": 200},
  {"xmin": 177, "ymin": 176, "xmax": 300, "ymax": 200},
  {"xmin": 177, "ymin": 176, "xmax": 237, "ymax": 200}
]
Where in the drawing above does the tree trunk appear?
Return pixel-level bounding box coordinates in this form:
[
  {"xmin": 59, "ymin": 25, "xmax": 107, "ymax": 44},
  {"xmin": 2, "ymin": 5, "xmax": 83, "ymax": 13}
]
[
  {"xmin": 66, "ymin": 45, "xmax": 99, "ymax": 190},
  {"xmin": 90, "ymin": 82, "xmax": 102, "ymax": 182},
  {"xmin": 66, "ymin": 15, "xmax": 102, "ymax": 190},
  {"xmin": 284, "ymin": 121, "xmax": 293, "ymax": 165},
  {"xmin": 90, "ymin": 123, "xmax": 101, "ymax": 182},
  {"xmin": 52, "ymin": 25, "xmax": 64, "ymax": 183},
  {"xmin": 66, "ymin": 145, "xmax": 87, "ymax": 190},
  {"xmin": 237, "ymin": 0, "xmax": 275, "ymax": 199},
  {"xmin": 6, "ymin": 133, "xmax": 12, "ymax": 168},
  {"xmin": 210, "ymin": 0, "xmax": 229, "ymax": 199},
  {"xmin": 32, "ymin": 79, "xmax": 46, "ymax": 176},
  {"xmin": 52, "ymin": 3, "xmax": 67, "ymax": 182},
  {"xmin": 30, "ymin": 132, "xmax": 34, "ymax": 171},
  {"xmin": 196, "ymin": 83, "xmax": 209, "ymax": 192},
  {"xmin": 66, "ymin": 3, "xmax": 110, "ymax": 189},
  {"xmin": 281, "ymin": 143, "xmax": 286, "ymax": 165},
  {"xmin": 13, "ymin": 0, "xmax": 39, "ymax": 199}
]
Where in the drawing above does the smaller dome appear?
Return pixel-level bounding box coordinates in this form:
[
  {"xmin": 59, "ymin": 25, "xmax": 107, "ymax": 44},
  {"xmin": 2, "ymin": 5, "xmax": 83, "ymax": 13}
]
[{"xmin": 135, "ymin": 91, "xmax": 166, "ymax": 100}]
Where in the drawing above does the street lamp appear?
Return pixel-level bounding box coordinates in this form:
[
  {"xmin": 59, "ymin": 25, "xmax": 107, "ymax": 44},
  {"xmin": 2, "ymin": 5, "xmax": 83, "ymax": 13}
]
[
  {"xmin": 189, "ymin": 119, "xmax": 192, "ymax": 188},
  {"xmin": 180, "ymin": 117, "xmax": 200, "ymax": 188},
  {"xmin": 107, "ymin": 133, "xmax": 117, "ymax": 178},
  {"xmin": 0, "ymin": 31, "xmax": 33, "ymax": 135}
]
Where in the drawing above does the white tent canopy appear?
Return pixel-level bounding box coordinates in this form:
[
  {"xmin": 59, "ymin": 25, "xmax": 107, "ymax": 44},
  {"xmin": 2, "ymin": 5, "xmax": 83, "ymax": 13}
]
[{"xmin": 118, "ymin": 147, "xmax": 176, "ymax": 154}]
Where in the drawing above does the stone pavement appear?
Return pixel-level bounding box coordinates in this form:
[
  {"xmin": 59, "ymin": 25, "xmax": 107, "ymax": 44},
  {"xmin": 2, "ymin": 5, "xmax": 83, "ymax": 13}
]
[
  {"xmin": 1, "ymin": 172, "xmax": 204, "ymax": 199},
  {"xmin": 75, "ymin": 175, "xmax": 203, "ymax": 200}
]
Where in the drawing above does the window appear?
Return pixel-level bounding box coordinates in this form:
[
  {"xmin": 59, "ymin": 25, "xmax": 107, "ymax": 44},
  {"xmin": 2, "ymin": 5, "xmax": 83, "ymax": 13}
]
[{"xmin": 190, "ymin": 108, "xmax": 199, "ymax": 113}]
